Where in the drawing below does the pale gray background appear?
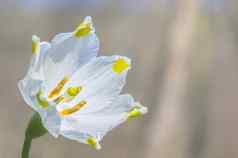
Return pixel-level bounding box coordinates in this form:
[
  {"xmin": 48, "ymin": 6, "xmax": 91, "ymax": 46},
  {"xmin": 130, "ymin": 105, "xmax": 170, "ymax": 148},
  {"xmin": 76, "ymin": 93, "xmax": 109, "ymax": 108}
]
[{"xmin": 0, "ymin": 0, "xmax": 238, "ymax": 158}]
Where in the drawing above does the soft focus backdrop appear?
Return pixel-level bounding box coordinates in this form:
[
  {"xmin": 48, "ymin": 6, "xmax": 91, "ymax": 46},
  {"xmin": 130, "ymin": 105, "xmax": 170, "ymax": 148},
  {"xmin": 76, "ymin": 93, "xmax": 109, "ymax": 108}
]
[{"xmin": 0, "ymin": 0, "xmax": 238, "ymax": 158}]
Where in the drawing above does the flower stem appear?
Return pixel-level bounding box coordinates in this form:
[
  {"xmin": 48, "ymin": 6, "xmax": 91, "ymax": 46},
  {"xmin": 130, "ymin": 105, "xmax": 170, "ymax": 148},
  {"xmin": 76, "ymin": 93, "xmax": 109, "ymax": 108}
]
[
  {"xmin": 21, "ymin": 113, "xmax": 47, "ymax": 158},
  {"xmin": 21, "ymin": 136, "xmax": 32, "ymax": 158}
]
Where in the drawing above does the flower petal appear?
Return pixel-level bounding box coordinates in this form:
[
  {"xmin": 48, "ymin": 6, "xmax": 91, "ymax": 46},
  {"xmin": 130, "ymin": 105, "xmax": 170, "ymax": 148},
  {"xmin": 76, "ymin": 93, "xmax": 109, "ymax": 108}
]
[
  {"xmin": 60, "ymin": 56, "xmax": 131, "ymax": 114},
  {"xmin": 43, "ymin": 16, "xmax": 99, "ymax": 94},
  {"xmin": 60, "ymin": 130, "xmax": 101, "ymax": 150},
  {"xmin": 18, "ymin": 42, "xmax": 51, "ymax": 109},
  {"xmin": 18, "ymin": 78, "xmax": 42, "ymax": 111},
  {"xmin": 28, "ymin": 41, "xmax": 51, "ymax": 81},
  {"xmin": 59, "ymin": 94, "xmax": 147, "ymax": 146},
  {"xmin": 37, "ymin": 106, "xmax": 61, "ymax": 137},
  {"xmin": 18, "ymin": 39, "xmax": 62, "ymax": 137},
  {"xmin": 18, "ymin": 80, "xmax": 61, "ymax": 137}
]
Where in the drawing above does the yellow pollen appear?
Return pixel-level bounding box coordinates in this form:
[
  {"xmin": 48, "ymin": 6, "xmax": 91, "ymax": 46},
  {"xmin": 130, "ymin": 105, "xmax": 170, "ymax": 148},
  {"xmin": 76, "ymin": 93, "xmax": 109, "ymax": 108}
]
[
  {"xmin": 73, "ymin": 22, "xmax": 92, "ymax": 38},
  {"xmin": 32, "ymin": 35, "xmax": 40, "ymax": 54},
  {"xmin": 112, "ymin": 58, "xmax": 129, "ymax": 74},
  {"xmin": 48, "ymin": 76, "xmax": 69, "ymax": 99},
  {"xmin": 67, "ymin": 86, "xmax": 82, "ymax": 96},
  {"xmin": 36, "ymin": 90, "xmax": 49, "ymax": 108},
  {"xmin": 86, "ymin": 137, "xmax": 98, "ymax": 149},
  {"xmin": 59, "ymin": 100, "xmax": 87, "ymax": 116}
]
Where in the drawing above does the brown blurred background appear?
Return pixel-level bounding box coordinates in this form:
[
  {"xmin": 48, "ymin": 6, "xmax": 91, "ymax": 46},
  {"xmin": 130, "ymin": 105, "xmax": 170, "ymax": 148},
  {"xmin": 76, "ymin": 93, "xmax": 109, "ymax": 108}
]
[{"xmin": 0, "ymin": 0, "xmax": 238, "ymax": 157}]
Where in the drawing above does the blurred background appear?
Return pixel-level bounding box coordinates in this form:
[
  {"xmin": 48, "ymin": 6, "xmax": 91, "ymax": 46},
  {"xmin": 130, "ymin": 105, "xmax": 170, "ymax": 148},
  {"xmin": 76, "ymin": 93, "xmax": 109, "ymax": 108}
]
[{"xmin": 0, "ymin": 0, "xmax": 237, "ymax": 157}]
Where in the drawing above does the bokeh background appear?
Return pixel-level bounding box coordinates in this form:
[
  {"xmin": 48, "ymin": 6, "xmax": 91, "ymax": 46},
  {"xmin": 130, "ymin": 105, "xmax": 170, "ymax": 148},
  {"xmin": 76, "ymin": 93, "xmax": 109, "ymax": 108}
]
[{"xmin": 0, "ymin": 0, "xmax": 237, "ymax": 157}]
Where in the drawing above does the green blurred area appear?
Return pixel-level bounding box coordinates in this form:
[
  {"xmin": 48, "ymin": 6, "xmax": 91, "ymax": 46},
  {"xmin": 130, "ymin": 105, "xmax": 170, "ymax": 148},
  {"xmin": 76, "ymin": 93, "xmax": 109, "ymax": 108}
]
[{"xmin": 0, "ymin": 0, "xmax": 238, "ymax": 158}]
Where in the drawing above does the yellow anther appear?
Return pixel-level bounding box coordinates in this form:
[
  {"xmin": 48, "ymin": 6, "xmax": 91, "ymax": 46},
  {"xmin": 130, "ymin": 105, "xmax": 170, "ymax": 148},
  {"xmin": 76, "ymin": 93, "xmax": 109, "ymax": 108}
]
[
  {"xmin": 86, "ymin": 137, "xmax": 100, "ymax": 150},
  {"xmin": 48, "ymin": 76, "xmax": 69, "ymax": 99},
  {"xmin": 112, "ymin": 58, "xmax": 129, "ymax": 74},
  {"xmin": 53, "ymin": 96, "xmax": 65, "ymax": 104},
  {"xmin": 36, "ymin": 90, "xmax": 49, "ymax": 108},
  {"xmin": 127, "ymin": 108, "xmax": 141, "ymax": 120},
  {"xmin": 59, "ymin": 100, "xmax": 87, "ymax": 116},
  {"xmin": 67, "ymin": 86, "xmax": 82, "ymax": 97},
  {"xmin": 73, "ymin": 22, "xmax": 92, "ymax": 38},
  {"xmin": 32, "ymin": 35, "xmax": 40, "ymax": 54}
]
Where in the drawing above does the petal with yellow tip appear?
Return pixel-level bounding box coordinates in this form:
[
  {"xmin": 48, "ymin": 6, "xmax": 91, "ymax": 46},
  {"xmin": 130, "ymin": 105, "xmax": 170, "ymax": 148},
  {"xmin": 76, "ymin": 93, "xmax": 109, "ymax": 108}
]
[
  {"xmin": 73, "ymin": 23, "xmax": 92, "ymax": 38},
  {"xmin": 112, "ymin": 58, "xmax": 129, "ymax": 74},
  {"xmin": 32, "ymin": 35, "xmax": 40, "ymax": 54},
  {"xmin": 43, "ymin": 16, "xmax": 99, "ymax": 93},
  {"xmin": 86, "ymin": 137, "xmax": 101, "ymax": 150},
  {"xmin": 67, "ymin": 56, "xmax": 131, "ymax": 106},
  {"xmin": 58, "ymin": 94, "xmax": 147, "ymax": 148},
  {"xmin": 73, "ymin": 16, "xmax": 93, "ymax": 38}
]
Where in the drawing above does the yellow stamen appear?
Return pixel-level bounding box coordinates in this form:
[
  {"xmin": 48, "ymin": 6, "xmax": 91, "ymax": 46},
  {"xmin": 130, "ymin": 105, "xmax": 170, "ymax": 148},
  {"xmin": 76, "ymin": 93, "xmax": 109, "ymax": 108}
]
[
  {"xmin": 59, "ymin": 100, "xmax": 86, "ymax": 116},
  {"xmin": 36, "ymin": 90, "xmax": 49, "ymax": 108},
  {"xmin": 67, "ymin": 86, "xmax": 82, "ymax": 96},
  {"xmin": 86, "ymin": 137, "xmax": 100, "ymax": 149},
  {"xmin": 52, "ymin": 87, "xmax": 82, "ymax": 104},
  {"xmin": 112, "ymin": 58, "xmax": 129, "ymax": 74},
  {"xmin": 32, "ymin": 35, "xmax": 40, "ymax": 54},
  {"xmin": 48, "ymin": 76, "xmax": 69, "ymax": 99},
  {"xmin": 73, "ymin": 22, "xmax": 92, "ymax": 38},
  {"xmin": 53, "ymin": 96, "xmax": 65, "ymax": 104}
]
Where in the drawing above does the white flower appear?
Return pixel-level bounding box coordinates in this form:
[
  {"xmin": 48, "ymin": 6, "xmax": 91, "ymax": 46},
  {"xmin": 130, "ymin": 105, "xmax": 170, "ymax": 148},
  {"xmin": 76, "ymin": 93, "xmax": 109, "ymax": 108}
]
[{"xmin": 18, "ymin": 16, "xmax": 147, "ymax": 150}]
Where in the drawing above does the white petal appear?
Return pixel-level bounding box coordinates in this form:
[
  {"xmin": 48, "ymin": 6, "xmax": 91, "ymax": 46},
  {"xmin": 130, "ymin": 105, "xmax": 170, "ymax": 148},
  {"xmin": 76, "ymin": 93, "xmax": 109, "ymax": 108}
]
[
  {"xmin": 18, "ymin": 79, "xmax": 61, "ymax": 137},
  {"xmin": 93, "ymin": 94, "xmax": 135, "ymax": 114},
  {"xmin": 43, "ymin": 17, "xmax": 99, "ymax": 93},
  {"xmin": 60, "ymin": 129, "xmax": 101, "ymax": 149},
  {"xmin": 27, "ymin": 42, "xmax": 51, "ymax": 80},
  {"xmin": 18, "ymin": 42, "xmax": 51, "ymax": 109},
  {"xmin": 37, "ymin": 106, "xmax": 61, "ymax": 137},
  {"xmin": 59, "ymin": 94, "xmax": 144, "ymax": 143},
  {"xmin": 60, "ymin": 113, "xmax": 124, "ymax": 145},
  {"xmin": 62, "ymin": 56, "xmax": 131, "ymax": 114},
  {"xmin": 18, "ymin": 79, "xmax": 42, "ymax": 111},
  {"xmin": 19, "ymin": 41, "xmax": 62, "ymax": 137}
]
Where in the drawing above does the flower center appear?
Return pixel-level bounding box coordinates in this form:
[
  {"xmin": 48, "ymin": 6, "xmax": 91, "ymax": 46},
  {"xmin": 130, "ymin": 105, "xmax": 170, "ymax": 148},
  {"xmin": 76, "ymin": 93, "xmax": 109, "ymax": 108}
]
[
  {"xmin": 36, "ymin": 76, "xmax": 85, "ymax": 116},
  {"xmin": 52, "ymin": 86, "xmax": 83, "ymax": 104}
]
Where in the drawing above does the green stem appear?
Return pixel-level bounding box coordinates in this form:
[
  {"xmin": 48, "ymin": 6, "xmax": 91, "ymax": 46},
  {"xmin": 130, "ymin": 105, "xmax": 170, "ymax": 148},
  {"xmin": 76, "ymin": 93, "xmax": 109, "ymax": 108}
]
[
  {"xmin": 21, "ymin": 136, "xmax": 32, "ymax": 158},
  {"xmin": 21, "ymin": 113, "xmax": 48, "ymax": 158}
]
